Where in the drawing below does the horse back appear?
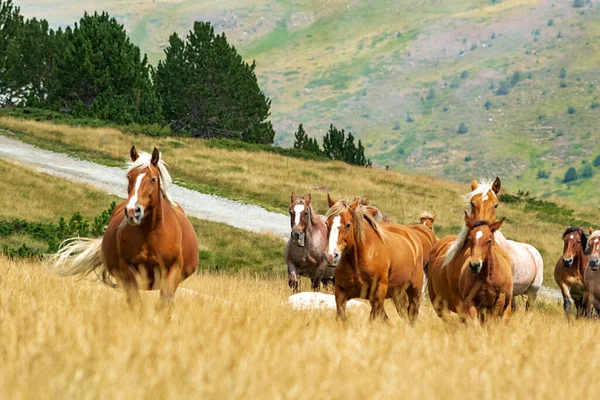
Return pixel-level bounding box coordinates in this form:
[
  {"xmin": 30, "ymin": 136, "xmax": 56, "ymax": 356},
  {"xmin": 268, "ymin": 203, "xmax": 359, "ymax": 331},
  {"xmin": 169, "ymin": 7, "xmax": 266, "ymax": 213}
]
[
  {"xmin": 409, "ymin": 224, "xmax": 437, "ymax": 265},
  {"xmin": 427, "ymin": 235, "xmax": 464, "ymax": 313},
  {"xmin": 378, "ymin": 223, "xmax": 424, "ymax": 295}
]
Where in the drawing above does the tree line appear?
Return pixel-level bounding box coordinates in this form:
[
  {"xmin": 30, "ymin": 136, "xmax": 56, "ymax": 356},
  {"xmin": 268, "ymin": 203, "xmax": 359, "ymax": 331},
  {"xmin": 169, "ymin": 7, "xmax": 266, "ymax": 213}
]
[
  {"xmin": 0, "ymin": 1, "xmax": 273, "ymax": 143},
  {"xmin": 294, "ymin": 124, "xmax": 371, "ymax": 167}
]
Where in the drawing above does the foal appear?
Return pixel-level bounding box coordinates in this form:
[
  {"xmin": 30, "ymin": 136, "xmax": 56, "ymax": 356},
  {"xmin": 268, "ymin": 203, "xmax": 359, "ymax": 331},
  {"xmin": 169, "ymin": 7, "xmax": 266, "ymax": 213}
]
[{"xmin": 554, "ymin": 226, "xmax": 588, "ymax": 318}]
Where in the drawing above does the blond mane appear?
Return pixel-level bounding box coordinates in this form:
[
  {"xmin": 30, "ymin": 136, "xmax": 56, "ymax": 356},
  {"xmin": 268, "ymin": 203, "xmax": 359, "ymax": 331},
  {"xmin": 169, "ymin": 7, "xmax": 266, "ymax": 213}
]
[
  {"xmin": 589, "ymin": 230, "xmax": 600, "ymax": 243},
  {"xmin": 325, "ymin": 199, "xmax": 387, "ymax": 242},
  {"xmin": 419, "ymin": 211, "xmax": 435, "ymax": 220},
  {"xmin": 444, "ymin": 178, "xmax": 497, "ymax": 266},
  {"xmin": 127, "ymin": 151, "xmax": 176, "ymax": 207}
]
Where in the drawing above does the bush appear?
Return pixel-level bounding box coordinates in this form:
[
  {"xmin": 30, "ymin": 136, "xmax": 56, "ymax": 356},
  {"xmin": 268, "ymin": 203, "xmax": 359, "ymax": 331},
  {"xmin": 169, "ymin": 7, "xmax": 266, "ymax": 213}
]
[
  {"xmin": 593, "ymin": 155, "xmax": 600, "ymax": 167},
  {"xmin": 559, "ymin": 68, "xmax": 567, "ymax": 79},
  {"xmin": 573, "ymin": 0, "xmax": 584, "ymax": 8},
  {"xmin": 450, "ymin": 78, "xmax": 461, "ymax": 89},
  {"xmin": 537, "ymin": 170, "xmax": 550, "ymax": 179},
  {"xmin": 559, "ymin": 81, "xmax": 567, "ymax": 88},
  {"xmin": 464, "ymin": 155, "xmax": 472, "ymax": 162},
  {"xmin": 582, "ymin": 165, "xmax": 593, "ymax": 178},
  {"xmin": 470, "ymin": 43, "xmax": 478, "ymax": 51},
  {"xmin": 510, "ymin": 71, "xmax": 524, "ymax": 86},
  {"xmin": 460, "ymin": 70, "xmax": 469, "ymax": 79},
  {"xmin": 496, "ymin": 81, "xmax": 510, "ymax": 95},
  {"xmin": 548, "ymin": 19, "xmax": 554, "ymax": 26},
  {"xmin": 406, "ymin": 113, "xmax": 414, "ymax": 123},
  {"xmin": 426, "ymin": 87, "xmax": 436, "ymax": 100},
  {"xmin": 484, "ymin": 100, "xmax": 492, "ymax": 110},
  {"xmin": 568, "ymin": 106, "xmax": 575, "ymax": 114},
  {"xmin": 563, "ymin": 167, "xmax": 577, "ymax": 183},
  {"xmin": 457, "ymin": 122, "xmax": 468, "ymax": 134}
]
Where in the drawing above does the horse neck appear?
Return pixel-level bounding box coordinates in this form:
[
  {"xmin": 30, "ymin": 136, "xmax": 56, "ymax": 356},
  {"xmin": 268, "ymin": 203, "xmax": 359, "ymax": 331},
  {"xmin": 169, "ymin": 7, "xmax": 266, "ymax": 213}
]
[
  {"xmin": 145, "ymin": 187, "xmax": 166, "ymax": 230},
  {"xmin": 480, "ymin": 243, "xmax": 499, "ymax": 280},
  {"xmin": 573, "ymin": 245, "xmax": 587, "ymax": 276},
  {"xmin": 305, "ymin": 205, "xmax": 325, "ymax": 242}
]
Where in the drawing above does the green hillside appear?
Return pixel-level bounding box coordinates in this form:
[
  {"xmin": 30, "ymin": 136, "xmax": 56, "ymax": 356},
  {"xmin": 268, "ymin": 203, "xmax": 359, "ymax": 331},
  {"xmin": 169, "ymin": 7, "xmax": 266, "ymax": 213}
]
[{"xmin": 18, "ymin": 0, "xmax": 600, "ymax": 206}]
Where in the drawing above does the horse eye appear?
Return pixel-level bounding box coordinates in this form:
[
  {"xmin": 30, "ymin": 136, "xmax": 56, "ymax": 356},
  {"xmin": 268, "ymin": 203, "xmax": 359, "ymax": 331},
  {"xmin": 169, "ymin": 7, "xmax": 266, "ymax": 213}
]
[
  {"xmin": 470, "ymin": 201, "xmax": 474, "ymax": 207},
  {"xmin": 151, "ymin": 177, "xmax": 157, "ymax": 183},
  {"xmin": 345, "ymin": 223, "xmax": 351, "ymax": 229},
  {"xmin": 487, "ymin": 239, "xmax": 492, "ymax": 244},
  {"xmin": 494, "ymin": 204, "xmax": 498, "ymax": 208}
]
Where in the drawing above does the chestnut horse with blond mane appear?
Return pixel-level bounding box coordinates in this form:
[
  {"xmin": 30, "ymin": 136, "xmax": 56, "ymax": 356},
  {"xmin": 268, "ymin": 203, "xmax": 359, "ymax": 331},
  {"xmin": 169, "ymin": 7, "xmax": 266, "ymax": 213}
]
[
  {"xmin": 459, "ymin": 214, "xmax": 512, "ymax": 323},
  {"xmin": 51, "ymin": 147, "xmax": 199, "ymax": 307},
  {"xmin": 325, "ymin": 197, "xmax": 423, "ymax": 322}
]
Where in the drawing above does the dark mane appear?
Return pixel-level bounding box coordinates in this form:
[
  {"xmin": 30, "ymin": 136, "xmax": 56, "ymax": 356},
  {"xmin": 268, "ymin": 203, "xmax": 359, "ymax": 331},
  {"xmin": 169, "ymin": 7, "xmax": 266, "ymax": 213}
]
[{"xmin": 472, "ymin": 220, "xmax": 489, "ymax": 228}]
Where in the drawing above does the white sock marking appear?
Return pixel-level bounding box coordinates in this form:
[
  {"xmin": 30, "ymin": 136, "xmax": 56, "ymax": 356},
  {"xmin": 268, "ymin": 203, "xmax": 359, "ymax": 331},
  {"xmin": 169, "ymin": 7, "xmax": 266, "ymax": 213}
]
[
  {"xmin": 127, "ymin": 173, "xmax": 146, "ymax": 211},
  {"xmin": 293, "ymin": 204, "xmax": 305, "ymax": 227},
  {"xmin": 327, "ymin": 216, "xmax": 341, "ymax": 257}
]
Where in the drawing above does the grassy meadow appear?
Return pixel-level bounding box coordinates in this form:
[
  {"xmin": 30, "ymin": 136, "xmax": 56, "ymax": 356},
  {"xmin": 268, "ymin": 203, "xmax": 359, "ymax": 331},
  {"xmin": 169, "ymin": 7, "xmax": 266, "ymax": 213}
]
[
  {"xmin": 1, "ymin": 117, "xmax": 597, "ymax": 285},
  {"xmin": 1, "ymin": 256, "xmax": 599, "ymax": 399}
]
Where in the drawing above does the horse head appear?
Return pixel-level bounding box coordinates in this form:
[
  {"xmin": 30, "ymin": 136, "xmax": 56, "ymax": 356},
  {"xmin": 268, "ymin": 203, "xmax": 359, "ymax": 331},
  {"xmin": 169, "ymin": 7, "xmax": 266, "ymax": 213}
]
[
  {"xmin": 419, "ymin": 212, "xmax": 436, "ymax": 229},
  {"xmin": 125, "ymin": 146, "xmax": 171, "ymax": 226},
  {"xmin": 289, "ymin": 192, "xmax": 312, "ymax": 247},
  {"xmin": 324, "ymin": 197, "xmax": 362, "ymax": 266},
  {"xmin": 561, "ymin": 226, "xmax": 586, "ymax": 268},
  {"xmin": 586, "ymin": 227, "xmax": 600, "ymax": 270},
  {"xmin": 467, "ymin": 177, "xmax": 501, "ymax": 223},
  {"xmin": 464, "ymin": 212, "xmax": 505, "ymax": 274}
]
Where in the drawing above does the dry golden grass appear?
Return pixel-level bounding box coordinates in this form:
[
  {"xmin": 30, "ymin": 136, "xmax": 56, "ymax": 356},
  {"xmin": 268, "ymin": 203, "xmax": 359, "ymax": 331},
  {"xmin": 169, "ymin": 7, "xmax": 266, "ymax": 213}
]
[
  {"xmin": 1, "ymin": 117, "xmax": 595, "ymax": 285},
  {"xmin": 1, "ymin": 256, "xmax": 598, "ymax": 399}
]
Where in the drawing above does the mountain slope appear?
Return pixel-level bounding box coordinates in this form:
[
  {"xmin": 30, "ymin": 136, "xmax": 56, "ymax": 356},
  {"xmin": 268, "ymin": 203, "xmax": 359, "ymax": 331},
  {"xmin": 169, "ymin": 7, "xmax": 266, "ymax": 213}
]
[{"xmin": 17, "ymin": 0, "xmax": 600, "ymax": 206}]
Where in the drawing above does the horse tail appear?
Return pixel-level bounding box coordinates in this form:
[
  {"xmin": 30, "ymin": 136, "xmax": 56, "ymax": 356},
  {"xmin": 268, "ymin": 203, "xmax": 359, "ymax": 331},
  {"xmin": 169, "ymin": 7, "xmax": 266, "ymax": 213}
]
[{"xmin": 49, "ymin": 237, "xmax": 115, "ymax": 287}]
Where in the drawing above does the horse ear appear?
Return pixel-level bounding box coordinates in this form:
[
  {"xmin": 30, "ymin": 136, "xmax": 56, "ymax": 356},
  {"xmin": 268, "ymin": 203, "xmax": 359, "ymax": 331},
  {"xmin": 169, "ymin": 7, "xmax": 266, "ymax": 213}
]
[
  {"xmin": 306, "ymin": 193, "xmax": 311, "ymax": 206},
  {"xmin": 490, "ymin": 217, "xmax": 505, "ymax": 233},
  {"xmin": 471, "ymin": 178, "xmax": 478, "ymax": 191},
  {"xmin": 464, "ymin": 211, "xmax": 477, "ymax": 229},
  {"xmin": 492, "ymin": 177, "xmax": 501, "ymax": 194},
  {"xmin": 590, "ymin": 227, "xmax": 595, "ymax": 235},
  {"xmin": 327, "ymin": 193, "xmax": 335, "ymax": 208},
  {"xmin": 291, "ymin": 192, "xmax": 297, "ymax": 203},
  {"xmin": 151, "ymin": 147, "xmax": 160, "ymax": 165},
  {"xmin": 579, "ymin": 226, "xmax": 584, "ymax": 233},
  {"xmin": 130, "ymin": 146, "xmax": 139, "ymax": 162},
  {"xmin": 433, "ymin": 214, "xmax": 437, "ymax": 222},
  {"xmin": 362, "ymin": 197, "xmax": 370, "ymax": 205},
  {"xmin": 349, "ymin": 198, "xmax": 360, "ymax": 210}
]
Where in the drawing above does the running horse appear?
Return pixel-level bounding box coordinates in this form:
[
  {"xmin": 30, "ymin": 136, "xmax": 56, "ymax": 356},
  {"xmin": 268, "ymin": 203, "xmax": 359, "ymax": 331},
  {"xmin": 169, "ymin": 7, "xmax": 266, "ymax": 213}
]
[
  {"xmin": 585, "ymin": 228, "xmax": 600, "ymax": 316},
  {"xmin": 51, "ymin": 147, "xmax": 199, "ymax": 308},
  {"xmin": 325, "ymin": 197, "xmax": 423, "ymax": 322},
  {"xmin": 459, "ymin": 213, "xmax": 512, "ymax": 324},
  {"xmin": 554, "ymin": 226, "xmax": 588, "ymax": 318},
  {"xmin": 286, "ymin": 192, "xmax": 334, "ymax": 291}
]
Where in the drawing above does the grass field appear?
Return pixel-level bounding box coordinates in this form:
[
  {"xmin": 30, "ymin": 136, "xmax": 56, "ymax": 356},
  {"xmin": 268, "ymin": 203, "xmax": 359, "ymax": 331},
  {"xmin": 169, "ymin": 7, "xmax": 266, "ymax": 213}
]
[
  {"xmin": 2, "ymin": 256, "xmax": 600, "ymax": 399},
  {"xmin": 1, "ymin": 117, "xmax": 597, "ymax": 285}
]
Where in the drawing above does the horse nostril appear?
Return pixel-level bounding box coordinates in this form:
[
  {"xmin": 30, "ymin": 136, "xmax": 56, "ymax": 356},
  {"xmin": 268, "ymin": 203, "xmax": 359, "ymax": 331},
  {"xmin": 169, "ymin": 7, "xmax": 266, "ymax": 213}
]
[{"xmin": 135, "ymin": 206, "xmax": 141, "ymax": 214}]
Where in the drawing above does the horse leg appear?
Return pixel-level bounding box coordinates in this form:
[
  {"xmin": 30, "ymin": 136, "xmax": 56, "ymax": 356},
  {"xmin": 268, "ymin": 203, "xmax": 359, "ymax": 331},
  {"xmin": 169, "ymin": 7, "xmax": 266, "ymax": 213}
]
[
  {"xmin": 334, "ymin": 286, "xmax": 348, "ymax": 321},
  {"xmin": 511, "ymin": 296, "xmax": 517, "ymax": 313},
  {"xmin": 118, "ymin": 263, "xmax": 141, "ymax": 310},
  {"xmin": 493, "ymin": 293, "xmax": 506, "ymax": 320},
  {"xmin": 369, "ymin": 280, "xmax": 388, "ymax": 321},
  {"xmin": 462, "ymin": 301, "xmax": 478, "ymax": 326},
  {"xmin": 559, "ymin": 284, "xmax": 572, "ymax": 318},
  {"xmin": 573, "ymin": 295, "xmax": 584, "ymax": 318},
  {"xmin": 405, "ymin": 285, "xmax": 421, "ymax": 325},
  {"xmin": 287, "ymin": 261, "xmax": 299, "ymax": 293},
  {"xmin": 502, "ymin": 295, "xmax": 512, "ymax": 323},
  {"xmin": 310, "ymin": 278, "xmax": 320, "ymax": 292},
  {"xmin": 159, "ymin": 264, "xmax": 183, "ymax": 310}
]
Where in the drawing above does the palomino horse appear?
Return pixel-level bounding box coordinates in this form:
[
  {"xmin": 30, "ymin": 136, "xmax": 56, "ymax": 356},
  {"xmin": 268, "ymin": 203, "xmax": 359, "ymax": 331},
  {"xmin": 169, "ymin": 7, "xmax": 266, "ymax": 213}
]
[
  {"xmin": 324, "ymin": 197, "xmax": 423, "ymax": 322},
  {"xmin": 585, "ymin": 228, "xmax": 600, "ymax": 315},
  {"xmin": 52, "ymin": 147, "xmax": 199, "ymax": 307},
  {"xmin": 286, "ymin": 192, "xmax": 334, "ymax": 291},
  {"xmin": 418, "ymin": 212, "xmax": 436, "ymax": 230},
  {"xmin": 428, "ymin": 178, "xmax": 502, "ymax": 318},
  {"xmin": 459, "ymin": 213, "xmax": 512, "ymax": 323},
  {"xmin": 554, "ymin": 226, "xmax": 588, "ymax": 317}
]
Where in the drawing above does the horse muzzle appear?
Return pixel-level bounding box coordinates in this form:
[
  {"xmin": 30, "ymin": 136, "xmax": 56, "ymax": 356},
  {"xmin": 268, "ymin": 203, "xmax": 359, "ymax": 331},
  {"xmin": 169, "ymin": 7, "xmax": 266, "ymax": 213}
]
[
  {"xmin": 326, "ymin": 252, "xmax": 340, "ymax": 267},
  {"xmin": 589, "ymin": 258, "xmax": 599, "ymax": 271},
  {"xmin": 291, "ymin": 231, "xmax": 305, "ymax": 247},
  {"xmin": 125, "ymin": 206, "xmax": 144, "ymax": 226},
  {"xmin": 563, "ymin": 258, "xmax": 574, "ymax": 268},
  {"xmin": 469, "ymin": 261, "xmax": 483, "ymax": 274}
]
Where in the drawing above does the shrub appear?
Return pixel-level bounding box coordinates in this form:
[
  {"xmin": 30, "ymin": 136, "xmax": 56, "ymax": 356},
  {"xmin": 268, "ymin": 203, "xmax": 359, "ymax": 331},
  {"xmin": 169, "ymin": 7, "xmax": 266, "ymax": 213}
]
[
  {"xmin": 582, "ymin": 165, "xmax": 593, "ymax": 178},
  {"xmin": 510, "ymin": 71, "xmax": 524, "ymax": 86},
  {"xmin": 470, "ymin": 43, "xmax": 478, "ymax": 51},
  {"xmin": 496, "ymin": 81, "xmax": 510, "ymax": 95},
  {"xmin": 484, "ymin": 100, "xmax": 493, "ymax": 110},
  {"xmin": 573, "ymin": 0, "xmax": 584, "ymax": 8},
  {"xmin": 568, "ymin": 106, "xmax": 575, "ymax": 114},
  {"xmin": 562, "ymin": 167, "xmax": 577, "ymax": 183},
  {"xmin": 559, "ymin": 81, "xmax": 567, "ymax": 88},
  {"xmin": 593, "ymin": 155, "xmax": 600, "ymax": 167},
  {"xmin": 460, "ymin": 70, "xmax": 469, "ymax": 79},
  {"xmin": 426, "ymin": 87, "xmax": 436, "ymax": 100},
  {"xmin": 464, "ymin": 155, "xmax": 472, "ymax": 162},
  {"xmin": 559, "ymin": 68, "xmax": 567, "ymax": 79},
  {"xmin": 450, "ymin": 78, "xmax": 461, "ymax": 89},
  {"xmin": 548, "ymin": 19, "xmax": 554, "ymax": 26},
  {"xmin": 537, "ymin": 170, "xmax": 550, "ymax": 179},
  {"xmin": 406, "ymin": 113, "xmax": 414, "ymax": 123},
  {"xmin": 457, "ymin": 122, "xmax": 468, "ymax": 134}
]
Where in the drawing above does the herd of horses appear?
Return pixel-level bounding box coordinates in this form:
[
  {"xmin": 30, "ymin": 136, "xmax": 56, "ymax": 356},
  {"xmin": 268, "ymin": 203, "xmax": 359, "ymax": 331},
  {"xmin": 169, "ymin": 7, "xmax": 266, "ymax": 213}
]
[{"xmin": 50, "ymin": 147, "xmax": 600, "ymax": 323}]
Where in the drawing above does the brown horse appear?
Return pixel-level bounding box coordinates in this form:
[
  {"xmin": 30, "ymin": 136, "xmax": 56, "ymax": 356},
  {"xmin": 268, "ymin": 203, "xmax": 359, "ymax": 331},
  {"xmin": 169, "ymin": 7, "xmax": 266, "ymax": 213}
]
[
  {"xmin": 286, "ymin": 192, "xmax": 334, "ymax": 291},
  {"xmin": 51, "ymin": 147, "xmax": 199, "ymax": 308},
  {"xmin": 459, "ymin": 214, "xmax": 512, "ymax": 324},
  {"xmin": 418, "ymin": 212, "xmax": 436, "ymax": 230},
  {"xmin": 428, "ymin": 177, "xmax": 501, "ymax": 318},
  {"xmin": 324, "ymin": 197, "xmax": 423, "ymax": 322},
  {"xmin": 585, "ymin": 228, "xmax": 600, "ymax": 315},
  {"xmin": 409, "ymin": 212, "xmax": 437, "ymax": 269},
  {"xmin": 554, "ymin": 226, "xmax": 588, "ymax": 318}
]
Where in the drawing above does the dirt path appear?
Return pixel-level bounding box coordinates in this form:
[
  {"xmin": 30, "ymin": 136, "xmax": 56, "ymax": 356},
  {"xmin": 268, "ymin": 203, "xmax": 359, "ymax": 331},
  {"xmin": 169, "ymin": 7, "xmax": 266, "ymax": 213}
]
[{"xmin": 0, "ymin": 134, "xmax": 289, "ymax": 240}]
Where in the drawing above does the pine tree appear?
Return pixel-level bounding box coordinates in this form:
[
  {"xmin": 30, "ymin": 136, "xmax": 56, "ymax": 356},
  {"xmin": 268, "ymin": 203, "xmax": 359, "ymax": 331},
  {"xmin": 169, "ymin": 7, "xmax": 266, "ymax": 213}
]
[
  {"xmin": 563, "ymin": 167, "xmax": 577, "ymax": 183},
  {"xmin": 322, "ymin": 124, "xmax": 370, "ymax": 166},
  {"xmin": 293, "ymin": 123, "xmax": 308, "ymax": 150},
  {"xmin": 155, "ymin": 22, "xmax": 274, "ymax": 143},
  {"xmin": 46, "ymin": 12, "xmax": 161, "ymax": 124},
  {"xmin": 0, "ymin": 0, "xmax": 24, "ymax": 106}
]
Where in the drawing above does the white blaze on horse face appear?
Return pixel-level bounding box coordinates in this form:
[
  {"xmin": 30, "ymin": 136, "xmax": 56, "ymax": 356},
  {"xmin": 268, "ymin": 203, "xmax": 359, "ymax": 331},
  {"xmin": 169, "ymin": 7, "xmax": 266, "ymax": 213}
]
[
  {"xmin": 293, "ymin": 204, "xmax": 305, "ymax": 227},
  {"xmin": 327, "ymin": 216, "xmax": 342, "ymax": 257},
  {"xmin": 570, "ymin": 235, "xmax": 574, "ymax": 239},
  {"xmin": 127, "ymin": 173, "xmax": 146, "ymax": 212},
  {"xmin": 475, "ymin": 230, "xmax": 484, "ymax": 241}
]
